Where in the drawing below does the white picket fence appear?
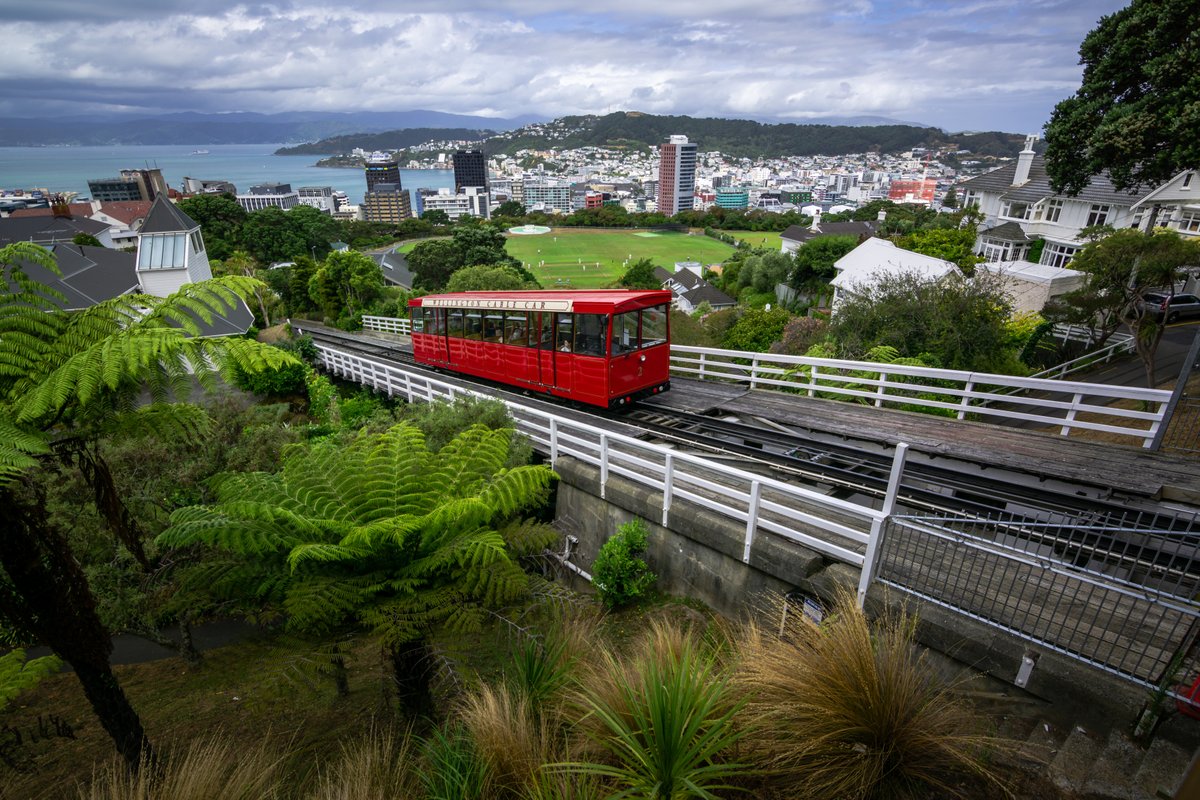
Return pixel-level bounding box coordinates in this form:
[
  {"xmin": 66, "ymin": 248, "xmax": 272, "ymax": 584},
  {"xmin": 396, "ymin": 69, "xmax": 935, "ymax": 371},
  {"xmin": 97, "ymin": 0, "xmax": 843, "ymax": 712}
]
[
  {"xmin": 357, "ymin": 316, "xmax": 1169, "ymax": 447},
  {"xmin": 309, "ymin": 341, "xmax": 904, "ymax": 607}
]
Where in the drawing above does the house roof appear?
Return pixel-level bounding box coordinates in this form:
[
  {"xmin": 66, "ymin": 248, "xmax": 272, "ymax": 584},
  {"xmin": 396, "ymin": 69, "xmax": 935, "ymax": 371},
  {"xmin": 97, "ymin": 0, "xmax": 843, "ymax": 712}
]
[
  {"xmin": 830, "ymin": 237, "xmax": 956, "ymax": 291},
  {"xmin": 9, "ymin": 243, "xmax": 138, "ymax": 311},
  {"xmin": 653, "ymin": 266, "xmax": 735, "ymax": 307},
  {"xmin": 140, "ymin": 194, "xmax": 199, "ymax": 234},
  {"xmin": 373, "ymin": 251, "xmax": 414, "ymax": 288},
  {"xmin": 978, "ymin": 221, "xmax": 1031, "ymax": 243},
  {"xmin": 8, "ymin": 203, "xmax": 93, "ymax": 219},
  {"xmin": 98, "ymin": 200, "xmax": 154, "ymax": 226},
  {"xmin": 0, "ymin": 214, "xmax": 111, "ymax": 246},
  {"xmin": 977, "ymin": 259, "xmax": 1082, "ymax": 286},
  {"xmin": 958, "ymin": 155, "xmax": 1151, "ymax": 207},
  {"xmin": 188, "ymin": 296, "xmax": 255, "ymax": 338},
  {"xmin": 781, "ymin": 220, "xmax": 878, "ymax": 245}
]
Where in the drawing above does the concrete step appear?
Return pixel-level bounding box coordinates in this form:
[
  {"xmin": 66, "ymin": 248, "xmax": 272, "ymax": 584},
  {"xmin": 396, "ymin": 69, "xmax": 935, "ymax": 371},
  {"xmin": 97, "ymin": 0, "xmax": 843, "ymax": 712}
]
[
  {"xmin": 1048, "ymin": 725, "xmax": 1103, "ymax": 794},
  {"xmin": 1082, "ymin": 730, "xmax": 1143, "ymax": 799},
  {"xmin": 1131, "ymin": 737, "xmax": 1193, "ymax": 800},
  {"xmin": 1020, "ymin": 718, "xmax": 1069, "ymax": 767}
]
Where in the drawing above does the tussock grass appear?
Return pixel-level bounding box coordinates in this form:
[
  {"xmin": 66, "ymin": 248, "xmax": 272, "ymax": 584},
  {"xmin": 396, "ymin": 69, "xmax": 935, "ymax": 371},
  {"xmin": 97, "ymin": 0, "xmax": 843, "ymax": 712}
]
[
  {"xmin": 458, "ymin": 683, "xmax": 557, "ymax": 798},
  {"xmin": 305, "ymin": 725, "xmax": 420, "ymax": 800},
  {"xmin": 80, "ymin": 734, "xmax": 284, "ymax": 800},
  {"xmin": 733, "ymin": 591, "xmax": 1013, "ymax": 799}
]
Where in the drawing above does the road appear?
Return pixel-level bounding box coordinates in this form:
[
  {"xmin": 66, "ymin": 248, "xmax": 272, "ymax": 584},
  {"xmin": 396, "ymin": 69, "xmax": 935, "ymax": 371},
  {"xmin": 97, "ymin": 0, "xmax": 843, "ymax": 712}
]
[{"xmin": 1080, "ymin": 321, "xmax": 1200, "ymax": 389}]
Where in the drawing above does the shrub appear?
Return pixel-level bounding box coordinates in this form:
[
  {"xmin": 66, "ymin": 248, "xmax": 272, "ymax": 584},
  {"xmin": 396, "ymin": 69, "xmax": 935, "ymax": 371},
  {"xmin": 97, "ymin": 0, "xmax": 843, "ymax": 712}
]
[
  {"xmin": 230, "ymin": 359, "xmax": 309, "ymax": 397},
  {"xmin": 733, "ymin": 591, "xmax": 1012, "ymax": 799},
  {"xmin": 591, "ymin": 519, "xmax": 656, "ymax": 610}
]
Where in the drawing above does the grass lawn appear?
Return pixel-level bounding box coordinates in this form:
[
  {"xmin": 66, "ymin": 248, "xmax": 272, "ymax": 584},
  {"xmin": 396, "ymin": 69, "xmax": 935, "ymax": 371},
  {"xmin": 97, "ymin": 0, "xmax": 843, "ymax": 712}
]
[
  {"xmin": 722, "ymin": 230, "xmax": 784, "ymax": 251},
  {"xmin": 505, "ymin": 228, "xmax": 736, "ymax": 288}
]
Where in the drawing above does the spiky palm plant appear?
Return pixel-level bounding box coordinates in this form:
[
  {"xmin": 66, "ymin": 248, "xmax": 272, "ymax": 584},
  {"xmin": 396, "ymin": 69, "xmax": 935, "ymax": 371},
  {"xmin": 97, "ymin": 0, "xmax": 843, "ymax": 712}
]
[
  {"xmin": 157, "ymin": 422, "xmax": 557, "ymax": 714},
  {"xmin": 0, "ymin": 242, "xmax": 296, "ymax": 769}
]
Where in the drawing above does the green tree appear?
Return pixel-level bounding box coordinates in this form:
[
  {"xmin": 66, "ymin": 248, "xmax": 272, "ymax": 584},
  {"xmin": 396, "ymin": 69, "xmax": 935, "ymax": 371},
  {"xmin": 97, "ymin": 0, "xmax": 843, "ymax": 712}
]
[
  {"xmin": 421, "ymin": 209, "xmax": 451, "ymax": 225},
  {"xmin": 446, "ymin": 264, "xmax": 537, "ymax": 292},
  {"xmin": 0, "ymin": 649, "xmax": 62, "ymax": 711},
  {"xmin": 453, "ymin": 220, "xmax": 518, "ymax": 270},
  {"xmin": 157, "ymin": 422, "xmax": 556, "ymax": 716},
  {"xmin": 738, "ymin": 250, "xmax": 794, "ymax": 294},
  {"xmin": 829, "ymin": 270, "xmax": 1016, "ymax": 373},
  {"xmin": 619, "ymin": 257, "xmax": 661, "ymax": 290},
  {"xmin": 897, "ymin": 227, "xmax": 981, "ymax": 272},
  {"xmin": 308, "ymin": 250, "xmax": 386, "ymax": 322},
  {"xmin": 495, "ymin": 200, "xmax": 525, "ymax": 218},
  {"xmin": 407, "ymin": 238, "xmax": 463, "ymax": 291},
  {"xmin": 942, "ymin": 187, "xmax": 958, "ymax": 209},
  {"xmin": 1044, "ymin": 0, "xmax": 1200, "ymax": 195},
  {"xmin": 0, "ymin": 242, "xmax": 294, "ymax": 770},
  {"xmin": 213, "ymin": 249, "xmax": 274, "ymax": 327},
  {"xmin": 72, "ymin": 232, "xmax": 103, "ymax": 247},
  {"xmin": 288, "ymin": 204, "xmax": 343, "ymax": 260},
  {"xmin": 723, "ymin": 307, "xmax": 794, "ymax": 352},
  {"xmin": 1053, "ymin": 229, "xmax": 1200, "ymax": 386},
  {"xmin": 791, "ymin": 235, "xmax": 858, "ymax": 301},
  {"xmin": 177, "ymin": 193, "xmax": 247, "ymax": 262},
  {"xmin": 238, "ymin": 206, "xmax": 307, "ymax": 264}
]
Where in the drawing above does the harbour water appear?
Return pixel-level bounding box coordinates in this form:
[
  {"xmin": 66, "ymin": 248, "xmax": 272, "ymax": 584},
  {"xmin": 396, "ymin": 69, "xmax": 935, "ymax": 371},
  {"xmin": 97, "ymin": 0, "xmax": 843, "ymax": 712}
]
[{"xmin": 0, "ymin": 144, "xmax": 455, "ymax": 205}]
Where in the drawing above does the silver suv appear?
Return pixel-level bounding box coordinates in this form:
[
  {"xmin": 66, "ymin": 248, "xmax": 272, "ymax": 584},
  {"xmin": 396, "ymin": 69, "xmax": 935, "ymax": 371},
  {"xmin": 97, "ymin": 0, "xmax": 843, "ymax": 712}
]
[{"xmin": 1141, "ymin": 292, "xmax": 1200, "ymax": 324}]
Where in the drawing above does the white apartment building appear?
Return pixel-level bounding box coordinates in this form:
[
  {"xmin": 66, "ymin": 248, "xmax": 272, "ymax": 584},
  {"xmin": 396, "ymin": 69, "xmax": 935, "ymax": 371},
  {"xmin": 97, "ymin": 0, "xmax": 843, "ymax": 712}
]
[
  {"xmin": 236, "ymin": 183, "xmax": 299, "ymax": 212},
  {"xmin": 958, "ymin": 136, "xmax": 1152, "ymax": 268},
  {"xmin": 420, "ymin": 186, "xmax": 490, "ymax": 220},
  {"xmin": 297, "ymin": 186, "xmax": 337, "ymax": 215},
  {"xmin": 523, "ymin": 179, "xmax": 572, "ymax": 214}
]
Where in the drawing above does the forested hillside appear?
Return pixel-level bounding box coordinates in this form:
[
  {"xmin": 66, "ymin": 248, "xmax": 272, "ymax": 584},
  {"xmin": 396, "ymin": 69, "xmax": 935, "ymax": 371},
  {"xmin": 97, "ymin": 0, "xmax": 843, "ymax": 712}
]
[{"xmin": 275, "ymin": 128, "xmax": 493, "ymax": 155}]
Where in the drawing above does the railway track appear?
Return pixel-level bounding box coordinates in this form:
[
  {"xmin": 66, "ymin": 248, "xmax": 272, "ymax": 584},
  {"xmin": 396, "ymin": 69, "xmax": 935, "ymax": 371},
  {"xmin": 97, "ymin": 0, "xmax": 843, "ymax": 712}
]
[{"xmin": 297, "ymin": 322, "xmax": 1200, "ymax": 586}]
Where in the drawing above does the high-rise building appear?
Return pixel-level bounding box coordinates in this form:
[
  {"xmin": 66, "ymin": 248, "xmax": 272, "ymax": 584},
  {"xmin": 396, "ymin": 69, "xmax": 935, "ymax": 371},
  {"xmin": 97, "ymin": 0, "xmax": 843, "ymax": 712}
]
[
  {"xmin": 364, "ymin": 153, "xmax": 401, "ymax": 193},
  {"xmin": 88, "ymin": 168, "xmax": 168, "ymax": 203},
  {"xmin": 452, "ymin": 150, "xmax": 488, "ymax": 194},
  {"xmin": 362, "ymin": 183, "xmax": 413, "ymax": 223},
  {"xmin": 657, "ymin": 135, "xmax": 697, "ymax": 217}
]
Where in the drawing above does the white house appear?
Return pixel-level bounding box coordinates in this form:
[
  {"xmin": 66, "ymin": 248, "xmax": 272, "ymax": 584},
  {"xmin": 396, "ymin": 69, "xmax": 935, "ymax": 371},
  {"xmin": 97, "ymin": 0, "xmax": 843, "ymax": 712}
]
[
  {"xmin": 1130, "ymin": 169, "xmax": 1200, "ymax": 242},
  {"xmin": 958, "ymin": 135, "xmax": 1152, "ymax": 268},
  {"xmin": 976, "ymin": 260, "xmax": 1084, "ymax": 315},
  {"xmin": 829, "ymin": 237, "xmax": 956, "ymax": 310}
]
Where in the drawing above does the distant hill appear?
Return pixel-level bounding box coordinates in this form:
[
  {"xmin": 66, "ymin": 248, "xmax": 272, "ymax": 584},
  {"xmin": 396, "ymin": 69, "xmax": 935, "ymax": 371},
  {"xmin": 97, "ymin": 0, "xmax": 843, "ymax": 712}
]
[
  {"xmin": 275, "ymin": 128, "xmax": 492, "ymax": 156},
  {"xmin": 480, "ymin": 112, "xmax": 1026, "ymax": 159},
  {"xmin": 0, "ymin": 110, "xmax": 542, "ymax": 147}
]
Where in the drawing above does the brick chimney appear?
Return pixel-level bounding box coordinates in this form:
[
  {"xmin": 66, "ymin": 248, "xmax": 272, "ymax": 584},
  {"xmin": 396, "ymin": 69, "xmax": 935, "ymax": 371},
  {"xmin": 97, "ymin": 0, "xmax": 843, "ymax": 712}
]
[
  {"xmin": 51, "ymin": 194, "xmax": 72, "ymax": 218},
  {"xmin": 1012, "ymin": 135, "xmax": 1037, "ymax": 187}
]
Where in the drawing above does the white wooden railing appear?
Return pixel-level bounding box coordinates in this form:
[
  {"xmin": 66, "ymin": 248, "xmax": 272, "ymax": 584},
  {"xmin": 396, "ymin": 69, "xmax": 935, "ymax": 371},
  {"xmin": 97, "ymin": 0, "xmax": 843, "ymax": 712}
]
[
  {"xmin": 361, "ymin": 315, "xmax": 411, "ymax": 335},
  {"xmin": 669, "ymin": 345, "xmax": 1171, "ymax": 447},
  {"xmin": 309, "ymin": 341, "xmax": 902, "ymax": 606},
  {"xmin": 356, "ymin": 315, "xmax": 1168, "ymax": 447},
  {"xmin": 1030, "ymin": 328, "xmax": 1135, "ymax": 380}
]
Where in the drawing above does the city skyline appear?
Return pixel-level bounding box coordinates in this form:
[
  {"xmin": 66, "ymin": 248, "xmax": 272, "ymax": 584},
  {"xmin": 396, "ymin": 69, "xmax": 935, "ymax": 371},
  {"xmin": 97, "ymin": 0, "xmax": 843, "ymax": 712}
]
[{"xmin": 0, "ymin": 0, "xmax": 1127, "ymax": 134}]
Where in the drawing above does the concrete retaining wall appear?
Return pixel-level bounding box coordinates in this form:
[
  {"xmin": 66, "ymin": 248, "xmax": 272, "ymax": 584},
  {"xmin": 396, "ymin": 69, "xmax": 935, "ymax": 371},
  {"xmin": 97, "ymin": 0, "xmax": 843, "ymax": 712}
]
[{"xmin": 553, "ymin": 456, "xmax": 1149, "ymax": 726}]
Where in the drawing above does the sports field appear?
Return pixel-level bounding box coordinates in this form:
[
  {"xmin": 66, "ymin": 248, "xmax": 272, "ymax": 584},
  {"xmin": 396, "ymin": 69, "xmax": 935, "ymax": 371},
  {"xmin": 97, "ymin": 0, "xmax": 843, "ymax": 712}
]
[
  {"xmin": 721, "ymin": 230, "xmax": 784, "ymax": 251},
  {"xmin": 505, "ymin": 228, "xmax": 736, "ymax": 288}
]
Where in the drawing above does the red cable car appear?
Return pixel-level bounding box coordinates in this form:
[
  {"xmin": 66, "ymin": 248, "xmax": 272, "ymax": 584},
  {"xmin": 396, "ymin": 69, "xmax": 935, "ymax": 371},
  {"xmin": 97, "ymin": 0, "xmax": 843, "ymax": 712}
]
[{"xmin": 407, "ymin": 290, "xmax": 673, "ymax": 409}]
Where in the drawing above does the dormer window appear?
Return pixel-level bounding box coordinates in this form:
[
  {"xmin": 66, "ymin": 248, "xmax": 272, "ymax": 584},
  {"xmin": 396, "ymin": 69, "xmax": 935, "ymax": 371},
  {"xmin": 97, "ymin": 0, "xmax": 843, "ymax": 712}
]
[
  {"xmin": 1183, "ymin": 173, "xmax": 1194, "ymax": 190},
  {"xmin": 189, "ymin": 230, "xmax": 204, "ymax": 253}
]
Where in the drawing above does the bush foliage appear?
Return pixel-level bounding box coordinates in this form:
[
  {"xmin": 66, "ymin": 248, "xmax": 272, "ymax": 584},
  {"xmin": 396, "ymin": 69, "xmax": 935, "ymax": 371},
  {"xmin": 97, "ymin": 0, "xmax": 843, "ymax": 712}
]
[{"xmin": 591, "ymin": 519, "xmax": 656, "ymax": 609}]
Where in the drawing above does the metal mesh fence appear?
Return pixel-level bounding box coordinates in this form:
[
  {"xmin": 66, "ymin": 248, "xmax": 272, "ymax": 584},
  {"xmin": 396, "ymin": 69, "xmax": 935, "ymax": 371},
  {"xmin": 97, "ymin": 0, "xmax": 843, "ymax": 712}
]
[{"xmin": 878, "ymin": 508, "xmax": 1200, "ymax": 690}]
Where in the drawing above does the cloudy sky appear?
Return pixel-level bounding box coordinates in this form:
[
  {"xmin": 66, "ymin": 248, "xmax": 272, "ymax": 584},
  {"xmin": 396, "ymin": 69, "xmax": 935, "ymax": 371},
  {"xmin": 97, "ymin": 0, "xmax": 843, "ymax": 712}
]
[{"xmin": 0, "ymin": 0, "xmax": 1125, "ymax": 132}]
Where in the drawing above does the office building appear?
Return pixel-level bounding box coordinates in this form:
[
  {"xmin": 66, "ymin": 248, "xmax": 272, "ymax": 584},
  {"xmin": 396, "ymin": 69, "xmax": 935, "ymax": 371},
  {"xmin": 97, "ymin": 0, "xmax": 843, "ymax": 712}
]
[
  {"xmin": 715, "ymin": 187, "xmax": 749, "ymax": 209},
  {"xmin": 88, "ymin": 168, "xmax": 168, "ymax": 203},
  {"xmin": 298, "ymin": 186, "xmax": 337, "ymax": 215},
  {"xmin": 182, "ymin": 177, "xmax": 237, "ymax": 196},
  {"xmin": 364, "ymin": 153, "xmax": 401, "ymax": 193},
  {"xmin": 236, "ymin": 183, "xmax": 299, "ymax": 212},
  {"xmin": 656, "ymin": 135, "xmax": 697, "ymax": 216},
  {"xmin": 362, "ymin": 183, "xmax": 413, "ymax": 223},
  {"xmin": 419, "ymin": 187, "xmax": 489, "ymax": 221},
  {"xmin": 452, "ymin": 149, "xmax": 488, "ymax": 193},
  {"xmin": 522, "ymin": 180, "xmax": 572, "ymax": 215}
]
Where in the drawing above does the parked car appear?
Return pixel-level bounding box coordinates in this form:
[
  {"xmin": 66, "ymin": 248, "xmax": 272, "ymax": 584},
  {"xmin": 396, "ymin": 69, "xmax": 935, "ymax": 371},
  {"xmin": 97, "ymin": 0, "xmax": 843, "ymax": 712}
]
[{"xmin": 1140, "ymin": 292, "xmax": 1200, "ymax": 323}]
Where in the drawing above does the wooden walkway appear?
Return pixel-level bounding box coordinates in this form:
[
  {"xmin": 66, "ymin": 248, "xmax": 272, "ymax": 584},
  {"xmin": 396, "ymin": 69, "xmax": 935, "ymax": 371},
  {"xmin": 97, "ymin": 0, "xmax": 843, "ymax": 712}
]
[{"xmin": 645, "ymin": 379, "xmax": 1200, "ymax": 505}]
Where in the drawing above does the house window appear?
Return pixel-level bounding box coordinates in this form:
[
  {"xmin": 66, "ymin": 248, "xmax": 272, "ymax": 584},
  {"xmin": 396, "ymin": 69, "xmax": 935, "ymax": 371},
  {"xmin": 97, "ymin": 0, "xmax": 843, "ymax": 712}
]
[
  {"xmin": 137, "ymin": 233, "xmax": 186, "ymax": 270},
  {"xmin": 1183, "ymin": 173, "xmax": 1194, "ymax": 190},
  {"xmin": 1178, "ymin": 210, "xmax": 1200, "ymax": 233},
  {"xmin": 1038, "ymin": 199, "xmax": 1063, "ymax": 223},
  {"xmin": 189, "ymin": 230, "xmax": 204, "ymax": 253},
  {"xmin": 980, "ymin": 240, "xmax": 1012, "ymax": 262},
  {"xmin": 961, "ymin": 191, "xmax": 978, "ymax": 208},
  {"xmin": 1041, "ymin": 242, "xmax": 1080, "ymax": 268},
  {"xmin": 1086, "ymin": 204, "xmax": 1111, "ymax": 227},
  {"xmin": 1001, "ymin": 201, "xmax": 1031, "ymax": 220}
]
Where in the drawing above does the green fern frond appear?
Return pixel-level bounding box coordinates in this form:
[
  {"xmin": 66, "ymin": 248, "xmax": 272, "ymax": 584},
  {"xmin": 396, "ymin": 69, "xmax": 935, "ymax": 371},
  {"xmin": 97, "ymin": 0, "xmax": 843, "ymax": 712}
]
[
  {"xmin": 97, "ymin": 403, "xmax": 213, "ymax": 445},
  {"xmin": 479, "ymin": 466, "xmax": 557, "ymax": 519},
  {"xmin": 0, "ymin": 415, "xmax": 50, "ymax": 485}
]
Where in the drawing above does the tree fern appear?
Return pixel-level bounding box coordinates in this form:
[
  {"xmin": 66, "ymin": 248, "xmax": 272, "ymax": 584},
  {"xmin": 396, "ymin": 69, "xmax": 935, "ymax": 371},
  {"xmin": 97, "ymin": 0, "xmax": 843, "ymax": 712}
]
[{"xmin": 157, "ymin": 421, "xmax": 557, "ymax": 714}]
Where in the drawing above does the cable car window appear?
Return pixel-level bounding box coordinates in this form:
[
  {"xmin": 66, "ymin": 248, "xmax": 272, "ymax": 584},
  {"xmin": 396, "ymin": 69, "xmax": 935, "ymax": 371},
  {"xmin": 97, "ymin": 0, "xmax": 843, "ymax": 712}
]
[
  {"xmin": 611, "ymin": 310, "xmax": 640, "ymax": 354},
  {"xmin": 538, "ymin": 312, "xmax": 554, "ymax": 350},
  {"xmin": 641, "ymin": 305, "xmax": 668, "ymax": 347},
  {"xmin": 465, "ymin": 311, "xmax": 483, "ymax": 341},
  {"xmin": 555, "ymin": 314, "xmax": 574, "ymax": 352},
  {"xmin": 448, "ymin": 309, "xmax": 464, "ymax": 338},
  {"xmin": 410, "ymin": 306, "xmax": 424, "ymax": 334},
  {"xmin": 574, "ymin": 314, "xmax": 607, "ymax": 357},
  {"xmin": 484, "ymin": 313, "xmax": 504, "ymax": 342},
  {"xmin": 505, "ymin": 311, "xmax": 529, "ymax": 346},
  {"xmin": 429, "ymin": 307, "xmax": 446, "ymax": 336}
]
